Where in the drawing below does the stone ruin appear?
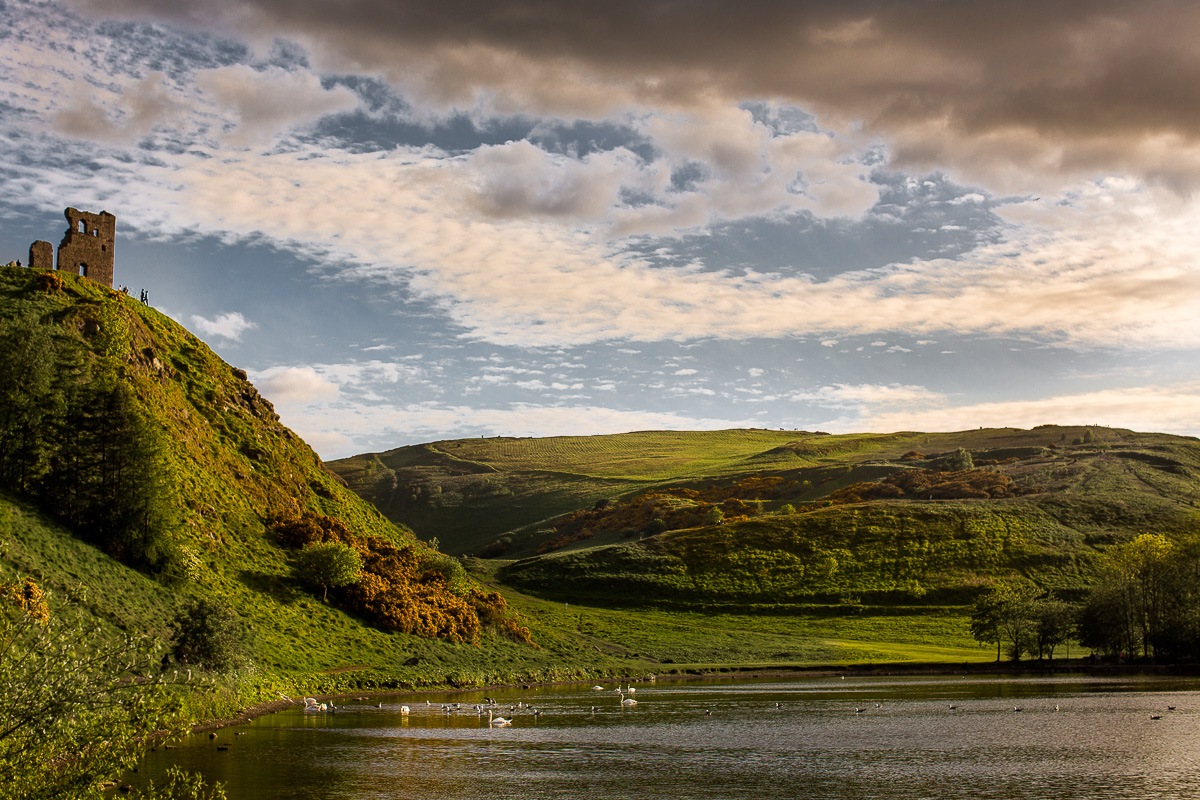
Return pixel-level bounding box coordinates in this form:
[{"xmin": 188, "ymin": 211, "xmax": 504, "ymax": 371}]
[{"xmin": 24, "ymin": 207, "xmax": 116, "ymax": 289}]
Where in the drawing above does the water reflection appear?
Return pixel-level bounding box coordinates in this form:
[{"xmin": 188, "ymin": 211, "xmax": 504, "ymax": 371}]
[{"xmin": 133, "ymin": 675, "xmax": 1200, "ymax": 799}]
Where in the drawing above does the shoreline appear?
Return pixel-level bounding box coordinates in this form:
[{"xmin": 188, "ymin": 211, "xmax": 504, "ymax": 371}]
[{"xmin": 188, "ymin": 657, "xmax": 1196, "ymax": 734}]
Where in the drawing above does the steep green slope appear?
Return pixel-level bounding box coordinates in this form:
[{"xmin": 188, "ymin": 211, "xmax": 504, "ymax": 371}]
[{"xmin": 0, "ymin": 266, "xmax": 594, "ymax": 682}]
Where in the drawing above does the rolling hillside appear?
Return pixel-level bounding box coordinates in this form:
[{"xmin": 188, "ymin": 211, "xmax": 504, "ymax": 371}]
[{"xmin": 333, "ymin": 427, "xmax": 1200, "ymax": 609}]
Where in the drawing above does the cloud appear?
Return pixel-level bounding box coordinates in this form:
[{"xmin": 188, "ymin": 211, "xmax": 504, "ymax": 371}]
[
  {"xmin": 14, "ymin": 120, "xmax": 1200, "ymax": 352},
  {"xmin": 462, "ymin": 140, "xmax": 635, "ymax": 222},
  {"xmin": 9, "ymin": 3, "xmax": 1200, "ymax": 356},
  {"xmin": 253, "ymin": 365, "xmax": 340, "ymax": 404},
  {"xmin": 54, "ymin": 72, "xmax": 183, "ymax": 143},
  {"xmin": 791, "ymin": 383, "xmax": 946, "ymax": 409},
  {"xmin": 71, "ymin": 0, "xmax": 1200, "ymax": 192},
  {"xmin": 26, "ymin": 140, "xmax": 1191, "ymax": 351},
  {"xmin": 189, "ymin": 311, "xmax": 257, "ymax": 341},
  {"xmin": 266, "ymin": 400, "xmax": 761, "ymax": 459},
  {"xmin": 195, "ymin": 65, "xmax": 359, "ymax": 144},
  {"xmin": 854, "ymin": 383, "xmax": 1200, "ymax": 437}
]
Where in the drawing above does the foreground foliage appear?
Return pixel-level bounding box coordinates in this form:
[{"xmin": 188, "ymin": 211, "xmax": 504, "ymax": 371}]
[{"xmin": 0, "ymin": 581, "xmax": 224, "ymax": 800}]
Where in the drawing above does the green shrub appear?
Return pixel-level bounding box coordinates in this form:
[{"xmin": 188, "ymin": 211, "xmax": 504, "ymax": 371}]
[
  {"xmin": 295, "ymin": 541, "xmax": 363, "ymax": 600},
  {"xmin": 170, "ymin": 597, "xmax": 249, "ymax": 672}
]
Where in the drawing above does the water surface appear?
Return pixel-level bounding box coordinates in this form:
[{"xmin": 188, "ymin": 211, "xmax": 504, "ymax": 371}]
[{"xmin": 133, "ymin": 674, "xmax": 1200, "ymax": 799}]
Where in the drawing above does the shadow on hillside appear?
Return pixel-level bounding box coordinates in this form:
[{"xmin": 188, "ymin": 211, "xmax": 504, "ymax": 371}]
[{"xmin": 237, "ymin": 569, "xmax": 303, "ymax": 603}]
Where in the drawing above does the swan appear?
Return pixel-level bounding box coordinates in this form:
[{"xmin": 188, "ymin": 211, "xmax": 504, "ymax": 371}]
[
  {"xmin": 400, "ymin": 705, "xmax": 410, "ymax": 715},
  {"xmin": 593, "ymin": 686, "xmax": 605, "ymax": 691},
  {"xmin": 302, "ymin": 697, "xmax": 327, "ymax": 713},
  {"xmin": 488, "ymin": 711, "xmax": 512, "ymax": 726},
  {"xmin": 619, "ymin": 692, "xmax": 637, "ymax": 706}
]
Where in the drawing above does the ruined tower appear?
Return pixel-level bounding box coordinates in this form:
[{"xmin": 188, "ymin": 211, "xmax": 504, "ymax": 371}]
[
  {"xmin": 56, "ymin": 207, "xmax": 115, "ymax": 288},
  {"xmin": 28, "ymin": 240, "xmax": 53, "ymax": 270}
]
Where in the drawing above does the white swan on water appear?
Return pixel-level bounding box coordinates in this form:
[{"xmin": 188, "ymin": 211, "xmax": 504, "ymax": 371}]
[
  {"xmin": 488, "ymin": 710, "xmax": 512, "ymax": 727},
  {"xmin": 302, "ymin": 697, "xmax": 328, "ymax": 713}
]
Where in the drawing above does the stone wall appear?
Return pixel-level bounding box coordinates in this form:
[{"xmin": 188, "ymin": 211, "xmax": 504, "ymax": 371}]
[{"xmin": 56, "ymin": 207, "xmax": 115, "ymax": 288}]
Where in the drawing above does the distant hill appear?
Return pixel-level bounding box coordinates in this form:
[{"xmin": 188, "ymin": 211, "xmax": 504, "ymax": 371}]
[
  {"xmin": 329, "ymin": 429, "xmax": 835, "ymax": 555},
  {"xmin": 332, "ymin": 427, "xmax": 1200, "ymax": 608}
]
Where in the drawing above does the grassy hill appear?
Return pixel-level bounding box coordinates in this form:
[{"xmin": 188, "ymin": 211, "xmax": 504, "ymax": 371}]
[
  {"xmin": 328, "ymin": 429, "xmax": 826, "ymax": 555},
  {"xmin": 332, "ymin": 425, "xmax": 1199, "ymax": 619},
  {"xmin": 331, "ymin": 427, "xmax": 1200, "ymax": 572},
  {"xmin": 1, "ymin": 264, "xmax": 991, "ymax": 702}
]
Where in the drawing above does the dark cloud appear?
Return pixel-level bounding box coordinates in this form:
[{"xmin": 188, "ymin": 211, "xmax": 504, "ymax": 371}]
[{"xmin": 69, "ymin": 0, "xmax": 1200, "ymax": 186}]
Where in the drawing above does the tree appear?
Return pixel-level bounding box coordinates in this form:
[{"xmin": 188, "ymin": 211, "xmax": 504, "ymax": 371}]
[
  {"xmin": 0, "ymin": 317, "xmax": 57, "ymax": 492},
  {"xmin": 1033, "ymin": 596, "xmax": 1075, "ymax": 660},
  {"xmin": 1078, "ymin": 533, "xmax": 1182, "ymax": 660},
  {"xmin": 644, "ymin": 518, "xmax": 669, "ymax": 536},
  {"xmin": 970, "ymin": 585, "xmax": 1007, "ymax": 662},
  {"xmin": 970, "ymin": 581, "xmax": 1038, "ymax": 661},
  {"xmin": 933, "ymin": 447, "xmax": 973, "ymax": 472},
  {"xmin": 76, "ymin": 382, "xmax": 181, "ymax": 572},
  {"xmin": 295, "ymin": 541, "xmax": 363, "ymax": 601},
  {"xmin": 1113, "ymin": 533, "xmax": 1174, "ymax": 658},
  {"xmin": 170, "ymin": 597, "xmax": 248, "ymax": 672}
]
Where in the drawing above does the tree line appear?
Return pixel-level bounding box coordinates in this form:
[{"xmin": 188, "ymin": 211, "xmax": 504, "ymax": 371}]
[
  {"xmin": 971, "ymin": 532, "xmax": 1200, "ymax": 662},
  {"xmin": 0, "ymin": 309, "xmax": 179, "ymax": 574}
]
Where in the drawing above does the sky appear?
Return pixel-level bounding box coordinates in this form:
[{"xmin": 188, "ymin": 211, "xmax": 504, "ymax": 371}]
[{"xmin": 2, "ymin": 0, "xmax": 1198, "ymax": 460}]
